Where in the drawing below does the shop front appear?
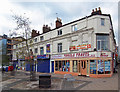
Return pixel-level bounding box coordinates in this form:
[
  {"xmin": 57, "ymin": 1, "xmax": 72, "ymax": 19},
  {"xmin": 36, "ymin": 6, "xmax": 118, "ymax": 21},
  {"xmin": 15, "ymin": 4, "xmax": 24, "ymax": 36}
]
[
  {"xmin": 37, "ymin": 54, "xmax": 50, "ymax": 73},
  {"xmin": 51, "ymin": 51, "xmax": 113, "ymax": 78}
]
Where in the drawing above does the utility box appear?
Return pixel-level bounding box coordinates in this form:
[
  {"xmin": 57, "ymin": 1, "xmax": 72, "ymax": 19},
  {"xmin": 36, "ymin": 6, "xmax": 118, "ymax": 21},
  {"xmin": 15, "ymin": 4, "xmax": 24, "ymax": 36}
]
[{"xmin": 39, "ymin": 74, "xmax": 51, "ymax": 88}]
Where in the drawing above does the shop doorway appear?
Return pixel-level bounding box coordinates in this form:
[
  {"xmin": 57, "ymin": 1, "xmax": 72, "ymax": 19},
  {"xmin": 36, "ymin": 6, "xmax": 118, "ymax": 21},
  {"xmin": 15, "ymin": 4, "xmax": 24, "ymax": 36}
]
[{"xmin": 80, "ymin": 60, "xmax": 87, "ymax": 75}]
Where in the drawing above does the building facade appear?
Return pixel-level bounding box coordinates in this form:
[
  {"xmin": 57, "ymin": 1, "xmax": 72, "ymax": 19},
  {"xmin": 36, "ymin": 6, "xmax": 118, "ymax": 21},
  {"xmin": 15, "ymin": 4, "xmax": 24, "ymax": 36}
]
[{"xmin": 13, "ymin": 8, "xmax": 117, "ymax": 77}]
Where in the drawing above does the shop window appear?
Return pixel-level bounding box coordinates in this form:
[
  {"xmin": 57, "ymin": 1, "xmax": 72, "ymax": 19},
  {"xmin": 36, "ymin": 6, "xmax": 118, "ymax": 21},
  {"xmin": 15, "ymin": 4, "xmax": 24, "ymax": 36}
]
[
  {"xmin": 73, "ymin": 60, "xmax": 77, "ymax": 72},
  {"xmin": 90, "ymin": 60, "xmax": 97, "ymax": 74},
  {"xmin": 62, "ymin": 61, "xmax": 66, "ymax": 71},
  {"xmin": 105, "ymin": 60, "xmax": 111, "ymax": 74},
  {"xmin": 66, "ymin": 60, "xmax": 70, "ymax": 72},
  {"xmin": 55, "ymin": 61, "xmax": 58, "ymax": 71},
  {"xmin": 97, "ymin": 60, "xmax": 104, "ymax": 74},
  {"xmin": 59, "ymin": 61, "xmax": 62, "ymax": 71}
]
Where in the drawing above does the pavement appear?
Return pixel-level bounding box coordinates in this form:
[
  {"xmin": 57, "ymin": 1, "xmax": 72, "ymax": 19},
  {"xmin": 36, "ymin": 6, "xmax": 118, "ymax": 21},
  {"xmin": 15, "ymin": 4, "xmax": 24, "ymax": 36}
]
[{"xmin": 0, "ymin": 66, "xmax": 119, "ymax": 91}]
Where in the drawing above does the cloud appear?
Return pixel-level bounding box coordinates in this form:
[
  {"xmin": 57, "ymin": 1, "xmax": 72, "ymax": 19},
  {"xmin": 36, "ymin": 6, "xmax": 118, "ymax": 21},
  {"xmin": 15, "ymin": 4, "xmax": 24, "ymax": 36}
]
[{"xmin": 0, "ymin": 1, "xmax": 118, "ymax": 45}]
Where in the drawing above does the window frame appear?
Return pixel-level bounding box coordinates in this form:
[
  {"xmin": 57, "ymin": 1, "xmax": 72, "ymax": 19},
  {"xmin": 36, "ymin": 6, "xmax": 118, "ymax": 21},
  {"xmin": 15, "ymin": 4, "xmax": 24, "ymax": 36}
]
[
  {"xmin": 72, "ymin": 24, "xmax": 77, "ymax": 31},
  {"xmin": 40, "ymin": 47, "xmax": 44, "ymax": 55},
  {"xmin": 96, "ymin": 34, "xmax": 109, "ymax": 51},
  {"xmin": 40, "ymin": 36, "xmax": 44, "ymax": 41},
  {"xmin": 101, "ymin": 18, "xmax": 105, "ymax": 26},
  {"xmin": 58, "ymin": 43, "xmax": 62, "ymax": 53},
  {"xmin": 58, "ymin": 29, "xmax": 62, "ymax": 36},
  {"xmin": 34, "ymin": 48, "xmax": 38, "ymax": 53}
]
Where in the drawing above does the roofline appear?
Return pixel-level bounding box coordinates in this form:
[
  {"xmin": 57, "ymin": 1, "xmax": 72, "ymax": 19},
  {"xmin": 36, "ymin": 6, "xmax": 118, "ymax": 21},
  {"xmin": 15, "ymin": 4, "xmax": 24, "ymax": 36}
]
[{"xmin": 14, "ymin": 13, "xmax": 114, "ymax": 45}]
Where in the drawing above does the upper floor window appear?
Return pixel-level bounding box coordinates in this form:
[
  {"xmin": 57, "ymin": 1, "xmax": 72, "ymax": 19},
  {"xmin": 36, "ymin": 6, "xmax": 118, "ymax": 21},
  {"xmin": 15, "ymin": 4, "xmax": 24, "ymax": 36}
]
[
  {"xmin": 97, "ymin": 34, "xmax": 109, "ymax": 51},
  {"xmin": 40, "ymin": 36, "xmax": 44, "ymax": 41},
  {"xmin": 34, "ymin": 38, "xmax": 37, "ymax": 42},
  {"xmin": 16, "ymin": 45, "xmax": 18, "ymax": 48},
  {"xmin": 101, "ymin": 18, "xmax": 105, "ymax": 26},
  {"xmin": 72, "ymin": 24, "xmax": 77, "ymax": 31},
  {"xmin": 34, "ymin": 48, "xmax": 38, "ymax": 53},
  {"xmin": 40, "ymin": 47, "xmax": 44, "ymax": 55},
  {"xmin": 58, "ymin": 29, "xmax": 62, "ymax": 35},
  {"xmin": 58, "ymin": 43, "xmax": 62, "ymax": 52}
]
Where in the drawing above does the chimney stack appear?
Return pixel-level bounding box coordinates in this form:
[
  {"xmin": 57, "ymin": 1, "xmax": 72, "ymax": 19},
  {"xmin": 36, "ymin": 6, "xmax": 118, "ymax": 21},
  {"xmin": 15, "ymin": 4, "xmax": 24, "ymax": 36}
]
[
  {"xmin": 91, "ymin": 7, "xmax": 102, "ymax": 15},
  {"xmin": 43, "ymin": 24, "xmax": 51, "ymax": 33},
  {"xmin": 56, "ymin": 17, "xmax": 62, "ymax": 28},
  {"xmin": 31, "ymin": 29, "xmax": 40, "ymax": 38}
]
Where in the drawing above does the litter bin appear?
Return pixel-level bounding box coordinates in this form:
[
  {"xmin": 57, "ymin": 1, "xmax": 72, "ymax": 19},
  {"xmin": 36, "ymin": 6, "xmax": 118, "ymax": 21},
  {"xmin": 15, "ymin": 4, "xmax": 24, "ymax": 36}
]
[
  {"xmin": 6, "ymin": 67, "xmax": 8, "ymax": 72},
  {"xmin": 39, "ymin": 74, "xmax": 51, "ymax": 88}
]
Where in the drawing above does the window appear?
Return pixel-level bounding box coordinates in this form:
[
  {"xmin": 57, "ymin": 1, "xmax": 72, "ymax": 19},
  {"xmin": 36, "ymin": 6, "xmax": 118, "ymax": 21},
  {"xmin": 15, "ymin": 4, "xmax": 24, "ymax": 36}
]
[
  {"xmin": 55, "ymin": 60, "xmax": 70, "ymax": 72},
  {"xmin": 34, "ymin": 48, "xmax": 38, "ymax": 53},
  {"xmin": 40, "ymin": 47, "xmax": 44, "ymax": 55},
  {"xmin": 73, "ymin": 60, "xmax": 77, "ymax": 72},
  {"xmin": 98, "ymin": 60, "xmax": 104, "ymax": 74},
  {"xmin": 90, "ymin": 60, "xmax": 97, "ymax": 74},
  {"xmin": 55, "ymin": 61, "xmax": 58, "ymax": 71},
  {"xmin": 104, "ymin": 60, "xmax": 111, "ymax": 74},
  {"xmin": 16, "ymin": 45, "xmax": 18, "ymax": 48},
  {"xmin": 40, "ymin": 36, "xmax": 44, "ymax": 41},
  {"xmin": 97, "ymin": 34, "xmax": 109, "ymax": 51},
  {"xmin": 72, "ymin": 24, "xmax": 77, "ymax": 31},
  {"xmin": 46, "ymin": 44, "xmax": 50, "ymax": 53},
  {"xmin": 58, "ymin": 43, "xmax": 62, "ymax": 52},
  {"xmin": 58, "ymin": 29, "xmax": 62, "ymax": 35},
  {"xmin": 101, "ymin": 18, "xmax": 105, "ymax": 26},
  {"xmin": 34, "ymin": 38, "xmax": 37, "ymax": 42}
]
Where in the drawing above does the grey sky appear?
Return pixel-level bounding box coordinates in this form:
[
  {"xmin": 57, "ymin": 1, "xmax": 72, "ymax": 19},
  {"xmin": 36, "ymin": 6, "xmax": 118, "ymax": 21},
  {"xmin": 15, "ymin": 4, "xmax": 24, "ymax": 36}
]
[{"xmin": 0, "ymin": 0, "xmax": 118, "ymax": 45}]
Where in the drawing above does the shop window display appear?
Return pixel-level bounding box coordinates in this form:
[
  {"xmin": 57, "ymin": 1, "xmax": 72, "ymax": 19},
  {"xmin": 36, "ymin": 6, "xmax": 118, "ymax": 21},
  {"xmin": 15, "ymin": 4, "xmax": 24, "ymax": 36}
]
[
  {"xmin": 59, "ymin": 61, "xmax": 62, "ymax": 71},
  {"xmin": 98, "ymin": 60, "xmax": 104, "ymax": 74},
  {"xmin": 105, "ymin": 60, "xmax": 111, "ymax": 74},
  {"xmin": 90, "ymin": 60, "xmax": 97, "ymax": 74},
  {"xmin": 55, "ymin": 61, "xmax": 58, "ymax": 71},
  {"xmin": 73, "ymin": 60, "xmax": 77, "ymax": 72},
  {"xmin": 62, "ymin": 61, "xmax": 66, "ymax": 71},
  {"xmin": 66, "ymin": 61, "xmax": 70, "ymax": 72}
]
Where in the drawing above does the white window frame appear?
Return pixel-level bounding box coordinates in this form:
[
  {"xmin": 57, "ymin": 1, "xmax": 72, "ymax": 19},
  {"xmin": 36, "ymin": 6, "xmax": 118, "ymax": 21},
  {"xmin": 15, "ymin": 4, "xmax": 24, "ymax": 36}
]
[
  {"xmin": 58, "ymin": 43, "xmax": 62, "ymax": 53},
  {"xmin": 72, "ymin": 24, "xmax": 77, "ymax": 31},
  {"xmin": 101, "ymin": 18, "xmax": 105, "ymax": 26}
]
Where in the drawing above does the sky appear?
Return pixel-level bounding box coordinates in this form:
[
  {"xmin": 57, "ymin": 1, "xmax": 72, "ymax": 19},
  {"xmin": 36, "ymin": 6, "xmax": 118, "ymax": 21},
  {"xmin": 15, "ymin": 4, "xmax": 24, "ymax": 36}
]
[{"xmin": 0, "ymin": 0, "xmax": 119, "ymax": 45}]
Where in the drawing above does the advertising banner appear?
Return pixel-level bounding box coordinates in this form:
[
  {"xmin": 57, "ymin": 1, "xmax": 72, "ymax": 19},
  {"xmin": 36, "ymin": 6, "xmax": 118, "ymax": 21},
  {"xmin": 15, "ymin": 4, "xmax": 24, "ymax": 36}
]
[{"xmin": 46, "ymin": 44, "xmax": 50, "ymax": 53}]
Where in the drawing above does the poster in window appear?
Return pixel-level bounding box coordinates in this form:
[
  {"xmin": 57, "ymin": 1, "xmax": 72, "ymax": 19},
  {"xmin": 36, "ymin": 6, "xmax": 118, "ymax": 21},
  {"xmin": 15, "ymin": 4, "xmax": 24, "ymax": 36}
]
[
  {"xmin": 46, "ymin": 44, "xmax": 50, "ymax": 53},
  {"xmin": 98, "ymin": 60, "xmax": 104, "ymax": 72},
  {"xmin": 105, "ymin": 61, "xmax": 110, "ymax": 71}
]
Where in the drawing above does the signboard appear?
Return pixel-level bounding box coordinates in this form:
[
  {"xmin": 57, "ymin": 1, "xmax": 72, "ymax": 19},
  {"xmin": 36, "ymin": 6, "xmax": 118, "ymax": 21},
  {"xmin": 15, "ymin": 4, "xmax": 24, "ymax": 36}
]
[
  {"xmin": 46, "ymin": 44, "xmax": 50, "ymax": 53},
  {"xmin": 51, "ymin": 51, "xmax": 112, "ymax": 59},
  {"xmin": 37, "ymin": 54, "xmax": 49, "ymax": 59},
  {"xmin": 69, "ymin": 44, "xmax": 91, "ymax": 50}
]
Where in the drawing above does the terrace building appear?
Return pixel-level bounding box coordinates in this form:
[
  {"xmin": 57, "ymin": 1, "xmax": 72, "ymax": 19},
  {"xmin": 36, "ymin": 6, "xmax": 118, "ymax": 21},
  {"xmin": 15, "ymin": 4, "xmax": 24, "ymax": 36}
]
[{"xmin": 13, "ymin": 7, "xmax": 117, "ymax": 78}]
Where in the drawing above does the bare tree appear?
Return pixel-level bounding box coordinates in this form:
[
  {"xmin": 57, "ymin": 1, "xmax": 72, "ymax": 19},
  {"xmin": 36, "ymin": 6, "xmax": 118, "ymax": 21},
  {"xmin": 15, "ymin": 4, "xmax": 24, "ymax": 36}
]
[{"xmin": 12, "ymin": 14, "xmax": 36, "ymax": 81}]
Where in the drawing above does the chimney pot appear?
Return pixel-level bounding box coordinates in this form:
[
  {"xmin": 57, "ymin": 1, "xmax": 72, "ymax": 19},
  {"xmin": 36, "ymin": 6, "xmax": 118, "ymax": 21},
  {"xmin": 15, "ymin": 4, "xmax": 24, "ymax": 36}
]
[{"xmin": 95, "ymin": 8, "xmax": 97, "ymax": 11}]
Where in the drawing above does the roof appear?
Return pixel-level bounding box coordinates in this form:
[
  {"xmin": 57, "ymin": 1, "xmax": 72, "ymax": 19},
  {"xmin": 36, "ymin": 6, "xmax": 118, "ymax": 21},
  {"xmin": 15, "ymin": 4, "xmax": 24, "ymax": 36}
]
[{"xmin": 14, "ymin": 13, "xmax": 116, "ymax": 45}]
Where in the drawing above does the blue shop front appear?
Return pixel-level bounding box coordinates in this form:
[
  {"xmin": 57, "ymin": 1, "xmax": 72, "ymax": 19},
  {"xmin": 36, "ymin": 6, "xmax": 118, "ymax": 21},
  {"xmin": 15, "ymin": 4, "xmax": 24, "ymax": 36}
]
[{"xmin": 37, "ymin": 54, "xmax": 50, "ymax": 73}]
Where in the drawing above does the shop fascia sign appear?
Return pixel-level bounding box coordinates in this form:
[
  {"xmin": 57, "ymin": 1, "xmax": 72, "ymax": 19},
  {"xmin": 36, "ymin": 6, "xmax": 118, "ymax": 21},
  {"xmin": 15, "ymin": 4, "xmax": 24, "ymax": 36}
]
[
  {"xmin": 69, "ymin": 44, "xmax": 91, "ymax": 50},
  {"xmin": 51, "ymin": 52, "xmax": 95, "ymax": 59},
  {"xmin": 37, "ymin": 54, "xmax": 49, "ymax": 59},
  {"xmin": 51, "ymin": 52, "xmax": 111, "ymax": 59}
]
